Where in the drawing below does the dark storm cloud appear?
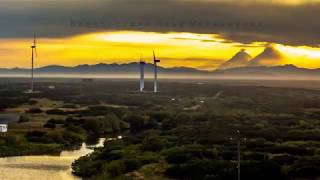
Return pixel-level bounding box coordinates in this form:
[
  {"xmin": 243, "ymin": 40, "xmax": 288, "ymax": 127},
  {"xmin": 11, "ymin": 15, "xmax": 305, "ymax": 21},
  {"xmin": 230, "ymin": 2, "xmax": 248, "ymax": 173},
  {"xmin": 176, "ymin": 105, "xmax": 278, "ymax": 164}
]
[{"xmin": 1, "ymin": 0, "xmax": 320, "ymax": 46}]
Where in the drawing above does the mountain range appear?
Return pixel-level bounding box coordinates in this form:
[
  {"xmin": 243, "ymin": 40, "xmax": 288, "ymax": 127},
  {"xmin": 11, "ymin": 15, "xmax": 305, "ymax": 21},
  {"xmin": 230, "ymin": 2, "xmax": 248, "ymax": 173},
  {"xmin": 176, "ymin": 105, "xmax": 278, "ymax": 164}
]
[
  {"xmin": 0, "ymin": 63, "xmax": 319, "ymax": 79},
  {"xmin": 0, "ymin": 46, "xmax": 319, "ymax": 79},
  {"xmin": 0, "ymin": 63, "xmax": 203, "ymax": 75}
]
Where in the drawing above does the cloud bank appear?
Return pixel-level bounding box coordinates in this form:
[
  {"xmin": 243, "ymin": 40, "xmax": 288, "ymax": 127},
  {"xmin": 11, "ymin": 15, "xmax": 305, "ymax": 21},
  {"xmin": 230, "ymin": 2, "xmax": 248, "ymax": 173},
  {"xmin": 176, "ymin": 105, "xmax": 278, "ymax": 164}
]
[{"xmin": 0, "ymin": 0, "xmax": 320, "ymax": 46}]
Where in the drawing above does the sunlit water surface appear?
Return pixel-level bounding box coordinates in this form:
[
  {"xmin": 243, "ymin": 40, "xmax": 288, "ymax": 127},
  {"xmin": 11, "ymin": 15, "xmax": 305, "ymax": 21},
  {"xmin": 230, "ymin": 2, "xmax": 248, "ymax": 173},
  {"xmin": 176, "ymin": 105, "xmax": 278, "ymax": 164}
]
[{"xmin": 0, "ymin": 138, "xmax": 105, "ymax": 180}]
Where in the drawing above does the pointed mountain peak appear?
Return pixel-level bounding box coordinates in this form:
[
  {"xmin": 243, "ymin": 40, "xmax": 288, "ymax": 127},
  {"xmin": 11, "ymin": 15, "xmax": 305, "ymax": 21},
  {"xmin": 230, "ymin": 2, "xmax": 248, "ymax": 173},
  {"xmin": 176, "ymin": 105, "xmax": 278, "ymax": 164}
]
[
  {"xmin": 218, "ymin": 49, "xmax": 251, "ymax": 70},
  {"xmin": 233, "ymin": 49, "xmax": 251, "ymax": 60},
  {"xmin": 263, "ymin": 44, "xmax": 281, "ymax": 55},
  {"xmin": 248, "ymin": 45, "xmax": 283, "ymax": 67}
]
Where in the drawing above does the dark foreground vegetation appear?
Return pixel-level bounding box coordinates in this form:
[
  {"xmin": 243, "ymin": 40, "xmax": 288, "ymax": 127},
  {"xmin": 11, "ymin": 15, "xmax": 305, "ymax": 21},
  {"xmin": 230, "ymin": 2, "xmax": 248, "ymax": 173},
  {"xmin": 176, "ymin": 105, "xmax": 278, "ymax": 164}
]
[{"xmin": 0, "ymin": 79, "xmax": 320, "ymax": 179}]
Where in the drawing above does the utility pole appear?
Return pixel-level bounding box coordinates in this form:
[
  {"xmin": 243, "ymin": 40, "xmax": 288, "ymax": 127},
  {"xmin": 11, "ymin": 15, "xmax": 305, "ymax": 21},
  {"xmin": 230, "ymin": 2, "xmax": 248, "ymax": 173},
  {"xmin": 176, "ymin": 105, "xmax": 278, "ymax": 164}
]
[
  {"xmin": 237, "ymin": 130, "xmax": 241, "ymax": 180},
  {"xmin": 230, "ymin": 130, "xmax": 246, "ymax": 180}
]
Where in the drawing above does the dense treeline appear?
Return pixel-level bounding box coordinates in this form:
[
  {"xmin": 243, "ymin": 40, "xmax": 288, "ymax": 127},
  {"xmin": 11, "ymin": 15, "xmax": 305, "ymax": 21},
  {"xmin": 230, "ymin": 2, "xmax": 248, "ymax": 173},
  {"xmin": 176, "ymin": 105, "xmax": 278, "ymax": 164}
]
[{"xmin": 0, "ymin": 80, "xmax": 320, "ymax": 179}]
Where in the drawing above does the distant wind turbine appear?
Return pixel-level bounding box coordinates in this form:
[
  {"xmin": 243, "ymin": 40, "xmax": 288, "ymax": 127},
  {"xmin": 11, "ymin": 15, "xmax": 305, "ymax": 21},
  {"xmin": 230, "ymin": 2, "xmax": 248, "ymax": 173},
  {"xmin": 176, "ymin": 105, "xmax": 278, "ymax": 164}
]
[
  {"xmin": 26, "ymin": 34, "xmax": 38, "ymax": 93},
  {"xmin": 139, "ymin": 55, "xmax": 146, "ymax": 92},
  {"xmin": 153, "ymin": 51, "xmax": 160, "ymax": 93}
]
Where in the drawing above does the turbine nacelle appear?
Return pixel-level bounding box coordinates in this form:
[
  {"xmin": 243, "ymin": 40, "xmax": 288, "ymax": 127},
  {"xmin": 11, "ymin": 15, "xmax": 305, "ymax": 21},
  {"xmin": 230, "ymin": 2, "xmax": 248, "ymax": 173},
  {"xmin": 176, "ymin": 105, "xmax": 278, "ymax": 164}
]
[{"xmin": 153, "ymin": 51, "xmax": 160, "ymax": 63}]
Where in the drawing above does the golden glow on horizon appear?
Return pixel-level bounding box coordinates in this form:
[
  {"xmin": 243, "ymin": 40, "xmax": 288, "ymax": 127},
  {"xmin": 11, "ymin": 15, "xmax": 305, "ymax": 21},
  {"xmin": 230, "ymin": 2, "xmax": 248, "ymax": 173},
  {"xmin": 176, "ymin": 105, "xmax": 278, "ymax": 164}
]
[
  {"xmin": 276, "ymin": 44, "xmax": 320, "ymax": 59},
  {"xmin": 276, "ymin": 44, "xmax": 320, "ymax": 68},
  {"xmin": 0, "ymin": 31, "xmax": 319, "ymax": 70},
  {"xmin": 262, "ymin": 0, "xmax": 320, "ymax": 5},
  {"xmin": 193, "ymin": 0, "xmax": 320, "ymax": 5}
]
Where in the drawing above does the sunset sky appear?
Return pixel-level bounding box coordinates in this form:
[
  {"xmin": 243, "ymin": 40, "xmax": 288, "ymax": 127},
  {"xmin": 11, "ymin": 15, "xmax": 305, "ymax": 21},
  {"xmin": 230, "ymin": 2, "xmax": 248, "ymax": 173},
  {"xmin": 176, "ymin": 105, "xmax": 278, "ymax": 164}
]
[{"xmin": 0, "ymin": 0, "xmax": 320, "ymax": 70}]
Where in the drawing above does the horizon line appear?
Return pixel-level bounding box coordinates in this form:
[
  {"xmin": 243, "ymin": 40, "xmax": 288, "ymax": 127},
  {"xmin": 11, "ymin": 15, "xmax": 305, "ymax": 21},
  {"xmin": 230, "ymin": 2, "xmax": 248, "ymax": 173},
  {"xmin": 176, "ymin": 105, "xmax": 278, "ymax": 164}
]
[{"xmin": 0, "ymin": 63, "xmax": 318, "ymax": 71}]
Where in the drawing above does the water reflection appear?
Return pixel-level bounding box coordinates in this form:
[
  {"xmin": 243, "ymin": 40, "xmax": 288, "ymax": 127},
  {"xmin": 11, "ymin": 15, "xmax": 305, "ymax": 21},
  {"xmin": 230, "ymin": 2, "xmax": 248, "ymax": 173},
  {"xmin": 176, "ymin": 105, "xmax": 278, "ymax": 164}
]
[{"xmin": 0, "ymin": 138, "xmax": 105, "ymax": 180}]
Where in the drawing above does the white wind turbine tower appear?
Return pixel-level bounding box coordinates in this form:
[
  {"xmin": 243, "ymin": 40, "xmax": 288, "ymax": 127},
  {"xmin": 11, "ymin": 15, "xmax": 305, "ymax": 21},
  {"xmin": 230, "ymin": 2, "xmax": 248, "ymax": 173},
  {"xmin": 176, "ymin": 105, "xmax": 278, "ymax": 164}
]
[
  {"xmin": 153, "ymin": 51, "xmax": 160, "ymax": 93},
  {"xmin": 26, "ymin": 34, "xmax": 38, "ymax": 93},
  {"xmin": 139, "ymin": 55, "xmax": 146, "ymax": 92}
]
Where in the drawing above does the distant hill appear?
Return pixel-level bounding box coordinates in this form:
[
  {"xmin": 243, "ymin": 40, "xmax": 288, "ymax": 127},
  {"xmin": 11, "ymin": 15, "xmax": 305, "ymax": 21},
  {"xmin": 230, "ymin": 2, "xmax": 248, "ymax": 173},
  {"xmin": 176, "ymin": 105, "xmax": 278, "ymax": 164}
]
[
  {"xmin": 0, "ymin": 63, "xmax": 319, "ymax": 79},
  {"xmin": 248, "ymin": 46, "xmax": 283, "ymax": 67},
  {"xmin": 0, "ymin": 63, "xmax": 205, "ymax": 75},
  {"xmin": 218, "ymin": 49, "xmax": 251, "ymax": 70}
]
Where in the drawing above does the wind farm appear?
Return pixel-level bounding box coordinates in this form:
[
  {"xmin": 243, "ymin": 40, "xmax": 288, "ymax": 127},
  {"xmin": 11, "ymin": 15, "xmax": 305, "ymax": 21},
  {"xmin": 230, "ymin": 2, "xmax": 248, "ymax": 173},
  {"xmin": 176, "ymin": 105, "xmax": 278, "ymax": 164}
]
[
  {"xmin": 0, "ymin": 0, "xmax": 320, "ymax": 180},
  {"xmin": 138, "ymin": 51, "xmax": 161, "ymax": 93}
]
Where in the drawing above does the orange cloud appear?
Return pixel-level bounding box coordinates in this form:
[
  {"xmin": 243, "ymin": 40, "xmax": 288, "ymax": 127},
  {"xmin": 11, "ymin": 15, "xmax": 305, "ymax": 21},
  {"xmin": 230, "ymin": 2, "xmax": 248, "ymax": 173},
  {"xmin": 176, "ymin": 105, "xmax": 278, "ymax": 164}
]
[{"xmin": 0, "ymin": 31, "xmax": 319, "ymax": 70}]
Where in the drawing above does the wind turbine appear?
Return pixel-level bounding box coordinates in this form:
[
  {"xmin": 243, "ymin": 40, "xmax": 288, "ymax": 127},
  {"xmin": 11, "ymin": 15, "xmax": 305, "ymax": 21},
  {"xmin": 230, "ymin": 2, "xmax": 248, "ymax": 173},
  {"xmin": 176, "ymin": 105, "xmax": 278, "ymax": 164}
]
[
  {"xmin": 139, "ymin": 55, "xmax": 146, "ymax": 92},
  {"xmin": 26, "ymin": 34, "xmax": 37, "ymax": 93},
  {"xmin": 153, "ymin": 51, "xmax": 160, "ymax": 93}
]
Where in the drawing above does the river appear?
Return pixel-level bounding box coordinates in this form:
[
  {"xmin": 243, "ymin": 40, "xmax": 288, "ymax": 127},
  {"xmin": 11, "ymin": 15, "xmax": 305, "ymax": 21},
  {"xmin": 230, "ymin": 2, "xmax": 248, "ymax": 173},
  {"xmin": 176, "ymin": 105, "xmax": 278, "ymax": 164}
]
[{"xmin": 0, "ymin": 138, "xmax": 105, "ymax": 180}]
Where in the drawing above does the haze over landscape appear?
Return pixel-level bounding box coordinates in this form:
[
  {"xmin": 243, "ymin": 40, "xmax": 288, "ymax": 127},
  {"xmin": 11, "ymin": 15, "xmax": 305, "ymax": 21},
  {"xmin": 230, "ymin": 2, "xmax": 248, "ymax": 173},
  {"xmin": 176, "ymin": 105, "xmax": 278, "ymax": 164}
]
[{"xmin": 0, "ymin": 0, "xmax": 320, "ymax": 71}]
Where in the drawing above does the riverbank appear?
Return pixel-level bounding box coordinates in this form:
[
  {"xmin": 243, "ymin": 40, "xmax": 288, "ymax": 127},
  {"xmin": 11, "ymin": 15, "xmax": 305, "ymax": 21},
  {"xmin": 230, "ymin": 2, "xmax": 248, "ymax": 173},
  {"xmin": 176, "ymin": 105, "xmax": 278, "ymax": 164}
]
[
  {"xmin": 0, "ymin": 143, "xmax": 63, "ymax": 157},
  {"xmin": 0, "ymin": 138, "xmax": 105, "ymax": 180},
  {"xmin": 0, "ymin": 95, "xmax": 129, "ymax": 157},
  {"xmin": 0, "ymin": 127, "xmax": 86, "ymax": 158}
]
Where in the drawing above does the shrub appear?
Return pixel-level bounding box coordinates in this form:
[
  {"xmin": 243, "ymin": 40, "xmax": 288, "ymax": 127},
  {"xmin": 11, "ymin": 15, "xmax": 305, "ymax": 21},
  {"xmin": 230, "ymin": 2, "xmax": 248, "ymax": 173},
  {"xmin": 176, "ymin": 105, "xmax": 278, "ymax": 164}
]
[
  {"xmin": 142, "ymin": 135, "xmax": 168, "ymax": 152},
  {"xmin": 48, "ymin": 119, "xmax": 65, "ymax": 124},
  {"xmin": 65, "ymin": 117, "xmax": 84, "ymax": 126},
  {"xmin": 166, "ymin": 159, "xmax": 234, "ymax": 180},
  {"xmin": 44, "ymin": 130, "xmax": 65, "ymax": 144},
  {"xmin": 137, "ymin": 152, "xmax": 160, "ymax": 164},
  {"xmin": 123, "ymin": 114, "xmax": 146, "ymax": 133},
  {"xmin": 43, "ymin": 122, "xmax": 56, "ymax": 129},
  {"xmin": 18, "ymin": 116, "xmax": 30, "ymax": 123},
  {"xmin": 46, "ymin": 109, "xmax": 66, "ymax": 115},
  {"xmin": 83, "ymin": 119, "xmax": 104, "ymax": 135},
  {"xmin": 123, "ymin": 159, "xmax": 141, "ymax": 172},
  {"xmin": 63, "ymin": 131, "xmax": 85, "ymax": 144},
  {"xmin": 25, "ymin": 131, "xmax": 46, "ymax": 142},
  {"xmin": 289, "ymin": 156, "xmax": 320, "ymax": 179},
  {"xmin": 102, "ymin": 160, "xmax": 125, "ymax": 178},
  {"xmin": 26, "ymin": 108, "xmax": 42, "ymax": 114},
  {"xmin": 241, "ymin": 161, "xmax": 287, "ymax": 180},
  {"xmin": 162, "ymin": 118, "xmax": 177, "ymax": 130},
  {"xmin": 72, "ymin": 156, "xmax": 102, "ymax": 177},
  {"xmin": 5, "ymin": 134, "xmax": 25, "ymax": 146},
  {"xmin": 165, "ymin": 145, "xmax": 219, "ymax": 164}
]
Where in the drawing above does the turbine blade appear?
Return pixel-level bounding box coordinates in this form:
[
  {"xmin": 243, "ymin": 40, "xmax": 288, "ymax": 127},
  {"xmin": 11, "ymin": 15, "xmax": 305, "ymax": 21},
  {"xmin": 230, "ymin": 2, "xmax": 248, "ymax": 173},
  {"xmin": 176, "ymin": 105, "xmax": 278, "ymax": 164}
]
[
  {"xmin": 153, "ymin": 51, "xmax": 156, "ymax": 61},
  {"xmin": 35, "ymin": 47, "xmax": 38, "ymax": 57},
  {"xmin": 34, "ymin": 34, "xmax": 36, "ymax": 46}
]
